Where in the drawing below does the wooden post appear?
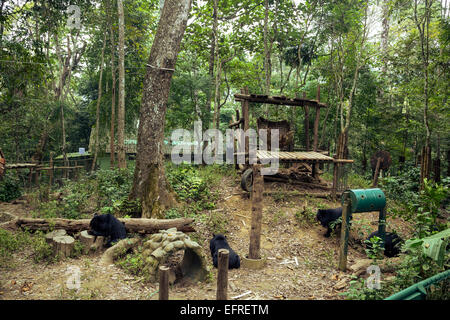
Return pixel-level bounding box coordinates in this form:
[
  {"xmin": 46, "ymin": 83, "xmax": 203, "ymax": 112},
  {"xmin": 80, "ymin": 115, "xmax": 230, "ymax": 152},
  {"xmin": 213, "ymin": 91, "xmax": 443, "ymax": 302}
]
[
  {"xmin": 303, "ymin": 92, "xmax": 310, "ymax": 151},
  {"xmin": 159, "ymin": 265, "xmax": 169, "ymax": 300},
  {"xmin": 28, "ymin": 167, "xmax": 33, "ymax": 189},
  {"xmin": 332, "ymin": 158, "xmax": 338, "ymax": 200},
  {"xmin": 312, "ymin": 86, "xmax": 321, "ymax": 179},
  {"xmin": 377, "ymin": 206, "xmax": 387, "ymax": 252},
  {"xmin": 338, "ymin": 193, "xmax": 352, "ymax": 271},
  {"xmin": 241, "ymin": 87, "xmax": 250, "ymax": 163},
  {"xmin": 74, "ymin": 160, "xmax": 78, "ymax": 180},
  {"xmin": 34, "ymin": 165, "xmax": 39, "ymax": 186},
  {"xmin": 249, "ymin": 164, "xmax": 263, "ymax": 259},
  {"xmin": 313, "ymin": 86, "xmax": 321, "ymax": 152},
  {"xmin": 216, "ymin": 248, "xmax": 229, "ymax": 300},
  {"xmin": 372, "ymin": 157, "xmax": 381, "ymax": 187},
  {"xmin": 234, "ymin": 109, "xmax": 240, "ymax": 170},
  {"xmin": 49, "ymin": 153, "xmax": 54, "ymax": 186}
]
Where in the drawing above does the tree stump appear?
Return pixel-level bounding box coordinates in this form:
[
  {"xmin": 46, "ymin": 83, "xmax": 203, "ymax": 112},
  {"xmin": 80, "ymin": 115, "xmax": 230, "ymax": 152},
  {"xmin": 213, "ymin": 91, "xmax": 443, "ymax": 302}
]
[
  {"xmin": 52, "ymin": 235, "xmax": 75, "ymax": 258},
  {"xmin": 90, "ymin": 236, "xmax": 106, "ymax": 254},
  {"xmin": 45, "ymin": 229, "xmax": 67, "ymax": 245},
  {"xmin": 79, "ymin": 230, "xmax": 95, "ymax": 254}
]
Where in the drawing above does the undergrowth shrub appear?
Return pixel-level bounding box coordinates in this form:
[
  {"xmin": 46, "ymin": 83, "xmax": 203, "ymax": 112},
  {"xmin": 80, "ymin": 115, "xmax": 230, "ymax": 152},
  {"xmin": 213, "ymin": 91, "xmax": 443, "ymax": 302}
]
[
  {"xmin": 0, "ymin": 172, "xmax": 22, "ymax": 202},
  {"xmin": 166, "ymin": 164, "xmax": 219, "ymax": 214}
]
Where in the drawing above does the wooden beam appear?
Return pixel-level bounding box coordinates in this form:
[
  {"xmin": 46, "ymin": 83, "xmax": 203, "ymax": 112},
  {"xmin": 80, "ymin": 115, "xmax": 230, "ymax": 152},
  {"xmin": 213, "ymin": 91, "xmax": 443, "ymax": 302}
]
[
  {"xmin": 234, "ymin": 94, "xmax": 327, "ymax": 108},
  {"xmin": 333, "ymin": 159, "xmax": 354, "ymax": 163},
  {"xmin": 228, "ymin": 118, "xmax": 243, "ymax": 128}
]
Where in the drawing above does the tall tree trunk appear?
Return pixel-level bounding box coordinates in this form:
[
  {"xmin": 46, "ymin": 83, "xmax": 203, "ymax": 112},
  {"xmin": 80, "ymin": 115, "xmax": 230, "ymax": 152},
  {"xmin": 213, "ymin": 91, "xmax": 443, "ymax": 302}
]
[
  {"xmin": 117, "ymin": 0, "xmax": 126, "ymax": 169},
  {"xmin": 91, "ymin": 33, "xmax": 107, "ymax": 172},
  {"xmin": 263, "ymin": 0, "xmax": 271, "ymax": 115},
  {"xmin": 212, "ymin": 0, "xmax": 220, "ymax": 130},
  {"xmin": 433, "ymin": 133, "xmax": 441, "ymax": 183},
  {"xmin": 60, "ymin": 36, "xmax": 73, "ymax": 177},
  {"xmin": 107, "ymin": 0, "xmax": 116, "ymax": 169},
  {"xmin": 130, "ymin": 0, "xmax": 192, "ymax": 218},
  {"xmin": 414, "ymin": 0, "xmax": 433, "ymax": 188},
  {"xmin": 31, "ymin": 34, "xmax": 85, "ymax": 165}
]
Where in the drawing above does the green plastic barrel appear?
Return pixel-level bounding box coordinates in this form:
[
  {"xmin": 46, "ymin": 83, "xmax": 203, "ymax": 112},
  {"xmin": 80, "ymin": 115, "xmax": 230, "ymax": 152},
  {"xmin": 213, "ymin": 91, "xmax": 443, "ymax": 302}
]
[{"xmin": 342, "ymin": 188, "xmax": 386, "ymax": 213}]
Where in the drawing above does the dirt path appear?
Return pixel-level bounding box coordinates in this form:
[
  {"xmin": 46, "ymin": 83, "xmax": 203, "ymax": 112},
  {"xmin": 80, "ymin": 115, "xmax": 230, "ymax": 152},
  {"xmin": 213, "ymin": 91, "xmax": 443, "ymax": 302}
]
[{"xmin": 0, "ymin": 177, "xmax": 412, "ymax": 300}]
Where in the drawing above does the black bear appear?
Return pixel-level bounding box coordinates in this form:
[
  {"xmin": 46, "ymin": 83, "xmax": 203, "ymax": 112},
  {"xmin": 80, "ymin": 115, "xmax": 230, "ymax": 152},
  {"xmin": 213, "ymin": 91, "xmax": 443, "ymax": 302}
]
[
  {"xmin": 316, "ymin": 207, "xmax": 352, "ymax": 238},
  {"xmin": 209, "ymin": 234, "xmax": 240, "ymax": 269},
  {"xmin": 88, "ymin": 213, "xmax": 127, "ymax": 247},
  {"xmin": 366, "ymin": 231, "xmax": 403, "ymax": 258}
]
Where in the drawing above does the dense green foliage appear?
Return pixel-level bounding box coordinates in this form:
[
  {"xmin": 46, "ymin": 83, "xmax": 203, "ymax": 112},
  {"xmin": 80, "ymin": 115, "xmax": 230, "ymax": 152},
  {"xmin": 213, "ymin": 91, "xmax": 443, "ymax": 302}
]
[
  {"xmin": 0, "ymin": 172, "xmax": 22, "ymax": 202},
  {"xmin": 0, "ymin": 229, "xmax": 56, "ymax": 267}
]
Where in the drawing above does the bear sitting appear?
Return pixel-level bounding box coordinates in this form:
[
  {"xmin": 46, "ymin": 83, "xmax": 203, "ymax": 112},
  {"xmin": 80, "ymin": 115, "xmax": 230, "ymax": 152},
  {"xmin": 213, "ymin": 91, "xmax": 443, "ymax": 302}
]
[
  {"xmin": 88, "ymin": 213, "xmax": 127, "ymax": 247},
  {"xmin": 209, "ymin": 234, "xmax": 240, "ymax": 269}
]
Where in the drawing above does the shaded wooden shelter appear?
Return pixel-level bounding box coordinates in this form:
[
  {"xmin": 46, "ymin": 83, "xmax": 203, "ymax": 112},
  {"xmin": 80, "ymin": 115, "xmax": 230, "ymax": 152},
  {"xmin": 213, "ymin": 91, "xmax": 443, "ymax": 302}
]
[{"xmin": 229, "ymin": 86, "xmax": 353, "ymax": 197}]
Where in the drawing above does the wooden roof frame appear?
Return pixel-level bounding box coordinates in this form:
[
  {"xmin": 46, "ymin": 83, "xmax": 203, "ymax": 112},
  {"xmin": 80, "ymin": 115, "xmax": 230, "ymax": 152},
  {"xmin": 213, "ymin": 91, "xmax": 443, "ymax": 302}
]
[
  {"xmin": 234, "ymin": 93, "xmax": 327, "ymax": 109},
  {"xmin": 230, "ymin": 86, "xmax": 325, "ymax": 154}
]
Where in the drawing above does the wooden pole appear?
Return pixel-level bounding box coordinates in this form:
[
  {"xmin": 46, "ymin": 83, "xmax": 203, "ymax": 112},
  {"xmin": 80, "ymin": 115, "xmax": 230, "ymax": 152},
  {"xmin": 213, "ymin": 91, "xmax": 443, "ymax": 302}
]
[
  {"xmin": 249, "ymin": 164, "xmax": 264, "ymax": 259},
  {"xmin": 242, "ymin": 87, "xmax": 250, "ymax": 162},
  {"xmin": 332, "ymin": 157, "xmax": 338, "ymax": 200},
  {"xmin": 338, "ymin": 193, "xmax": 352, "ymax": 271},
  {"xmin": 377, "ymin": 206, "xmax": 387, "ymax": 252},
  {"xmin": 313, "ymin": 85, "xmax": 321, "ymax": 152},
  {"xmin": 28, "ymin": 167, "xmax": 33, "ymax": 189},
  {"xmin": 158, "ymin": 265, "xmax": 169, "ymax": 300},
  {"xmin": 312, "ymin": 86, "xmax": 321, "ymax": 179},
  {"xmin": 49, "ymin": 153, "xmax": 54, "ymax": 186},
  {"xmin": 303, "ymin": 92, "xmax": 310, "ymax": 151},
  {"xmin": 216, "ymin": 248, "xmax": 229, "ymax": 300}
]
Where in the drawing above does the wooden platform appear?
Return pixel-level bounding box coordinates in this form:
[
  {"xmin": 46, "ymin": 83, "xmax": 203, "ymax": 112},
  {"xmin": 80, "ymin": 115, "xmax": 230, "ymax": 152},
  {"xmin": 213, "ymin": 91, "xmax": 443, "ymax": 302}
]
[{"xmin": 255, "ymin": 150, "xmax": 334, "ymax": 163}]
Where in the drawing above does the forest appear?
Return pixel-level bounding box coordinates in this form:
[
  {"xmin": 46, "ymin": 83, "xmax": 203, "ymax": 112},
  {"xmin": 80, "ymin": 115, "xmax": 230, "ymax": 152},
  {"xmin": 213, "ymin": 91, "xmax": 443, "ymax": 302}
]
[{"xmin": 0, "ymin": 0, "xmax": 449, "ymax": 302}]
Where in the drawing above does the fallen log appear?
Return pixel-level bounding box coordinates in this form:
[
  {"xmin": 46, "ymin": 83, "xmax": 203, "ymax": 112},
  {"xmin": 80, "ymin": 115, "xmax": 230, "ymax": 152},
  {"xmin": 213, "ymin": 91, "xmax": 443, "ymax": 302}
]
[
  {"xmin": 100, "ymin": 238, "xmax": 141, "ymax": 266},
  {"xmin": 2, "ymin": 217, "xmax": 196, "ymax": 234}
]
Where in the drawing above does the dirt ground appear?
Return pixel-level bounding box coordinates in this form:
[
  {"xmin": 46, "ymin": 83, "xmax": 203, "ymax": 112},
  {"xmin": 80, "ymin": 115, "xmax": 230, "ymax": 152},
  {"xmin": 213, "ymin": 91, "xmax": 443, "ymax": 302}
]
[{"xmin": 0, "ymin": 175, "xmax": 413, "ymax": 300}]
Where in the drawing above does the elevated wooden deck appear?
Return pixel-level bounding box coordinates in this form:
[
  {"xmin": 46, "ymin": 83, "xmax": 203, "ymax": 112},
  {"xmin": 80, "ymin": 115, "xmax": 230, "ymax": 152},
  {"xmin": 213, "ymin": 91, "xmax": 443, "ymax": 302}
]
[{"xmin": 255, "ymin": 150, "xmax": 334, "ymax": 163}]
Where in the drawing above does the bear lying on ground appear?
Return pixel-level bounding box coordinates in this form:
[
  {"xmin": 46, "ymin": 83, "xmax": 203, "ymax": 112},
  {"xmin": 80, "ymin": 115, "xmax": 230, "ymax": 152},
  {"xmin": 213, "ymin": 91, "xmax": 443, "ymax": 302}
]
[
  {"xmin": 366, "ymin": 231, "xmax": 403, "ymax": 258},
  {"xmin": 88, "ymin": 213, "xmax": 127, "ymax": 247},
  {"xmin": 316, "ymin": 207, "xmax": 352, "ymax": 238},
  {"xmin": 209, "ymin": 234, "xmax": 240, "ymax": 269}
]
